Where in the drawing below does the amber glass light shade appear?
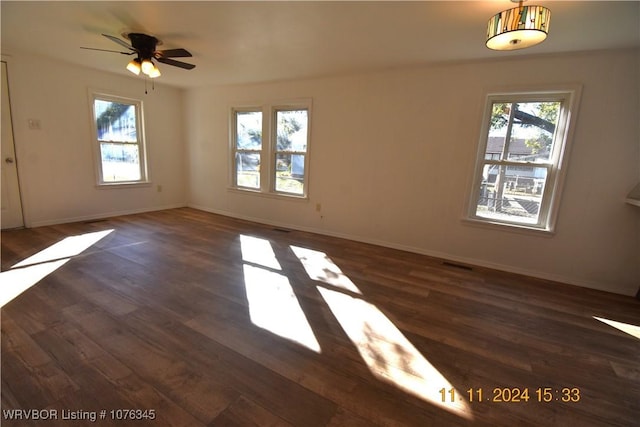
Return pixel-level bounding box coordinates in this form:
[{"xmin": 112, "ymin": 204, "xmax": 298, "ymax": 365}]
[{"xmin": 126, "ymin": 58, "xmax": 142, "ymax": 75}]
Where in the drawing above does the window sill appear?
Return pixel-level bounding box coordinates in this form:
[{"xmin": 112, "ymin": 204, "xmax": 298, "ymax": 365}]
[
  {"xmin": 227, "ymin": 187, "xmax": 309, "ymax": 202},
  {"xmin": 96, "ymin": 181, "xmax": 152, "ymax": 189},
  {"xmin": 462, "ymin": 217, "xmax": 555, "ymax": 237}
]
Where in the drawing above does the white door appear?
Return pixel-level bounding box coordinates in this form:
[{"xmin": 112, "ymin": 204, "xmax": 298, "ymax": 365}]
[{"xmin": 1, "ymin": 61, "xmax": 24, "ymax": 229}]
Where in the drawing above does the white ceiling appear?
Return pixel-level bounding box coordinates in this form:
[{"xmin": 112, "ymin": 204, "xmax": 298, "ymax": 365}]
[{"xmin": 2, "ymin": 1, "xmax": 639, "ymax": 89}]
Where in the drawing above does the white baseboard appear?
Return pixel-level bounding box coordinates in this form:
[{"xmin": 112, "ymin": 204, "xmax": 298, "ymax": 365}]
[
  {"xmin": 187, "ymin": 204, "xmax": 634, "ymax": 296},
  {"xmin": 27, "ymin": 203, "xmax": 188, "ymax": 228}
]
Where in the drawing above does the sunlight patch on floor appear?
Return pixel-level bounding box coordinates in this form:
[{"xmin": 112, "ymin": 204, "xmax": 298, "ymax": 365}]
[
  {"xmin": 239, "ymin": 235, "xmax": 320, "ymax": 353},
  {"xmin": 0, "ymin": 259, "xmax": 70, "ymax": 307},
  {"xmin": 240, "ymin": 235, "xmax": 282, "ymax": 270},
  {"xmin": 12, "ymin": 229, "xmax": 113, "ymax": 268},
  {"xmin": 241, "ymin": 238, "xmax": 470, "ymax": 417},
  {"xmin": 317, "ymin": 286, "xmax": 473, "ymax": 419},
  {"xmin": 593, "ymin": 316, "xmax": 640, "ymax": 340},
  {"xmin": 243, "ymin": 264, "xmax": 321, "ymax": 353},
  {"xmin": 290, "ymin": 245, "xmax": 361, "ymax": 294},
  {"xmin": 0, "ymin": 229, "xmax": 114, "ymax": 307}
]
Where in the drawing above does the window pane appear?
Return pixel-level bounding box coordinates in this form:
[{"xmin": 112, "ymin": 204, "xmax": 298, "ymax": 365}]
[
  {"xmin": 236, "ymin": 111, "xmax": 262, "ymax": 150},
  {"xmin": 94, "ymin": 100, "xmax": 137, "ymax": 142},
  {"xmin": 507, "ymin": 102, "xmax": 560, "ymax": 162},
  {"xmin": 485, "ymin": 102, "xmax": 510, "ymax": 159},
  {"xmin": 485, "ymin": 102, "xmax": 561, "ymax": 163},
  {"xmin": 236, "ymin": 152, "xmax": 260, "ymax": 189},
  {"xmin": 276, "ymin": 110, "xmax": 308, "ymax": 151},
  {"xmin": 275, "ymin": 153, "xmax": 304, "ymax": 195},
  {"xmin": 100, "ymin": 143, "xmax": 141, "ymax": 182},
  {"xmin": 475, "ymin": 164, "xmax": 548, "ymax": 225}
]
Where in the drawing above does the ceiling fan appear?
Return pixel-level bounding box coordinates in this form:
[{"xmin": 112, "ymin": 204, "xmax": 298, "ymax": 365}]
[{"xmin": 81, "ymin": 32, "xmax": 195, "ymax": 78}]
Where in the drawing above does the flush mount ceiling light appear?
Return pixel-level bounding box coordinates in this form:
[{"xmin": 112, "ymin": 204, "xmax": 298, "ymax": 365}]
[{"xmin": 486, "ymin": 0, "xmax": 551, "ymax": 51}]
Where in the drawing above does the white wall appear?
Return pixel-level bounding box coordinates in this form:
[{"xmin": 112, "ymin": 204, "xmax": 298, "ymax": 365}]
[
  {"xmin": 3, "ymin": 52, "xmax": 187, "ymax": 227},
  {"xmin": 185, "ymin": 48, "xmax": 640, "ymax": 296}
]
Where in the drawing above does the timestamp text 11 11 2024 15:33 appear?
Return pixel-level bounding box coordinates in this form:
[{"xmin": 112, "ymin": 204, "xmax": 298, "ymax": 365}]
[{"xmin": 440, "ymin": 387, "xmax": 581, "ymax": 403}]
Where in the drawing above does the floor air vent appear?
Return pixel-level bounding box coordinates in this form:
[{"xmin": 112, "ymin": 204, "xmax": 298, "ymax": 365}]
[
  {"xmin": 442, "ymin": 261, "xmax": 473, "ymax": 271},
  {"xmin": 272, "ymin": 228, "xmax": 291, "ymax": 233}
]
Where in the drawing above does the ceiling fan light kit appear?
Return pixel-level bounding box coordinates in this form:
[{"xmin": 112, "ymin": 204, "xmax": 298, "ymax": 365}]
[
  {"xmin": 126, "ymin": 57, "xmax": 161, "ymax": 78},
  {"xmin": 486, "ymin": 0, "xmax": 551, "ymax": 51}
]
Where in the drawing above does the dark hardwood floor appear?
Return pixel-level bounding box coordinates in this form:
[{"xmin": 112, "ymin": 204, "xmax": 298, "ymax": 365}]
[{"xmin": 1, "ymin": 207, "xmax": 638, "ymax": 426}]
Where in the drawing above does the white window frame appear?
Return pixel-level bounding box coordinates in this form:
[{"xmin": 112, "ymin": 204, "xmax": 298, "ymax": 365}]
[
  {"xmin": 90, "ymin": 92, "xmax": 148, "ymax": 186},
  {"xmin": 230, "ymin": 99, "xmax": 312, "ymax": 199},
  {"xmin": 466, "ymin": 86, "xmax": 581, "ymax": 233}
]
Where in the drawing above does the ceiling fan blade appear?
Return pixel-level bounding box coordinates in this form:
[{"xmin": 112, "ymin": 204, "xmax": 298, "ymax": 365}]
[
  {"xmin": 157, "ymin": 57, "xmax": 196, "ymax": 70},
  {"xmin": 80, "ymin": 47, "xmax": 134, "ymax": 55},
  {"xmin": 157, "ymin": 48, "xmax": 192, "ymax": 58},
  {"xmin": 102, "ymin": 34, "xmax": 135, "ymax": 51}
]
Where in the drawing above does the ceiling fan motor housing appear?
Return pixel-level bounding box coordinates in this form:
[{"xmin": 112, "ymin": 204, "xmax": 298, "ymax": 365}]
[{"xmin": 127, "ymin": 33, "xmax": 159, "ymax": 60}]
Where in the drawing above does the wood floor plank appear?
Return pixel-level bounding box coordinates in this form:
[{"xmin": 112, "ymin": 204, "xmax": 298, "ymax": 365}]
[
  {"xmin": 64, "ymin": 306, "xmax": 237, "ymax": 424},
  {"xmin": 2, "ymin": 207, "xmax": 639, "ymax": 426},
  {"xmin": 208, "ymin": 395, "xmax": 294, "ymax": 427}
]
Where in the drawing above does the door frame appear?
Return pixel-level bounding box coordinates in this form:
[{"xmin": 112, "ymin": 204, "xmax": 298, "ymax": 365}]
[{"xmin": 1, "ymin": 59, "xmax": 26, "ymax": 229}]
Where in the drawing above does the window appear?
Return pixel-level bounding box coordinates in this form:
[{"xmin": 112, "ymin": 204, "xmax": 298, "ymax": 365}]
[
  {"xmin": 273, "ymin": 108, "xmax": 309, "ymax": 195},
  {"xmin": 91, "ymin": 93, "xmax": 147, "ymax": 185},
  {"xmin": 231, "ymin": 101, "xmax": 311, "ymax": 198},
  {"xmin": 233, "ymin": 109, "xmax": 263, "ymax": 190},
  {"xmin": 467, "ymin": 89, "xmax": 580, "ymax": 232}
]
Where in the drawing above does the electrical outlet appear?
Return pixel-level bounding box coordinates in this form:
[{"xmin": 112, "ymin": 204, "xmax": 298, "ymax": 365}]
[
  {"xmin": 157, "ymin": 185, "xmax": 162, "ymax": 192},
  {"xmin": 316, "ymin": 203, "xmax": 321, "ymax": 212}
]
